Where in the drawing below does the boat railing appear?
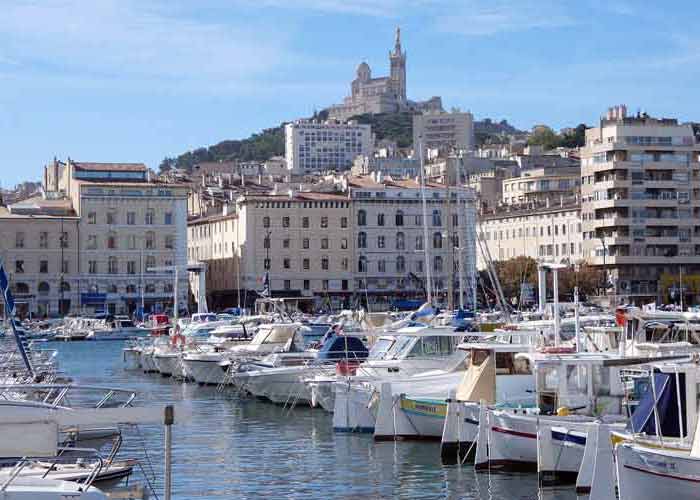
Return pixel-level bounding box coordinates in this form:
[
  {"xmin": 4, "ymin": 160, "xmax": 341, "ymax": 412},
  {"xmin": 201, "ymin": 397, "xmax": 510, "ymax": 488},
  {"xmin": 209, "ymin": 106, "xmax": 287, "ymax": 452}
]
[{"xmin": 0, "ymin": 384, "xmax": 139, "ymax": 410}]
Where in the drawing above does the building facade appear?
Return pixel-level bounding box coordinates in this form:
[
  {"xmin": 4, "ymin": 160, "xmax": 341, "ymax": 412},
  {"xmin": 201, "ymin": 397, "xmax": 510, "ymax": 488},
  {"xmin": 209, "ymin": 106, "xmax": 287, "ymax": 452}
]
[
  {"xmin": 42, "ymin": 159, "xmax": 190, "ymax": 316},
  {"xmin": 284, "ymin": 120, "xmax": 372, "ymax": 174},
  {"xmin": 502, "ymin": 166, "xmax": 580, "ymax": 206},
  {"xmin": 413, "ymin": 111, "xmax": 475, "ymax": 154},
  {"xmin": 0, "ymin": 198, "xmax": 79, "ymax": 318},
  {"xmin": 580, "ymin": 106, "xmax": 700, "ymax": 304}
]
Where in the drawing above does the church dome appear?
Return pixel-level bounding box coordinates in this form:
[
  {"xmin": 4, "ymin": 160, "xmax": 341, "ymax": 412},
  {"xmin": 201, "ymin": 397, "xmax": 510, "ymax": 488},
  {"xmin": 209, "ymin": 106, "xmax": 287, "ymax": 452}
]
[{"xmin": 356, "ymin": 62, "xmax": 371, "ymax": 81}]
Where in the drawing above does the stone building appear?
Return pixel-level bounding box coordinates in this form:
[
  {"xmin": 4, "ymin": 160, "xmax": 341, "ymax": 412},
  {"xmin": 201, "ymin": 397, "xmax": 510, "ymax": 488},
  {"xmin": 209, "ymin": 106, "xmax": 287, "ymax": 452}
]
[
  {"xmin": 327, "ymin": 28, "xmax": 442, "ymax": 122},
  {"xmin": 413, "ymin": 111, "xmax": 475, "ymax": 154},
  {"xmin": 0, "ymin": 197, "xmax": 79, "ymax": 318},
  {"xmin": 43, "ymin": 158, "xmax": 190, "ymax": 316}
]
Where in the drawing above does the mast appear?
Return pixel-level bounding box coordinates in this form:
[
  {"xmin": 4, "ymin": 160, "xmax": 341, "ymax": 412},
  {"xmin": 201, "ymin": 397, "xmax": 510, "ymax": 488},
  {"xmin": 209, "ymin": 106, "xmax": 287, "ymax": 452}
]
[{"xmin": 418, "ymin": 139, "xmax": 433, "ymax": 304}]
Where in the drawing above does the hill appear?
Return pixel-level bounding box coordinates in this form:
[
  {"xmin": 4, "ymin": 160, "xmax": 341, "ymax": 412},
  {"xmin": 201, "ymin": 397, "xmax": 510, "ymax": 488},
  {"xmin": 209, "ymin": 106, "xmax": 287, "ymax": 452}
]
[{"xmin": 158, "ymin": 112, "xmax": 525, "ymax": 173}]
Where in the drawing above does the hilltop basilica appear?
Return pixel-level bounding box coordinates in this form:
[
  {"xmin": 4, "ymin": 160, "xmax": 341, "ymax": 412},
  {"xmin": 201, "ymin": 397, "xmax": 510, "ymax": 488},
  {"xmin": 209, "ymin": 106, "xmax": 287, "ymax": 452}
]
[{"xmin": 327, "ymin": 28, "xmax": 443, "ymax": 122}]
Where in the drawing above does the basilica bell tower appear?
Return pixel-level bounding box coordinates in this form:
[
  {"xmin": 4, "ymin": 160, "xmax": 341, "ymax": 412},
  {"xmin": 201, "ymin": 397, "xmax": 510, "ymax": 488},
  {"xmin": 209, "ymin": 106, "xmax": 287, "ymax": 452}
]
[{"xmin": 389, "ymin": 27, "xmax": 407, "ymax": 103}]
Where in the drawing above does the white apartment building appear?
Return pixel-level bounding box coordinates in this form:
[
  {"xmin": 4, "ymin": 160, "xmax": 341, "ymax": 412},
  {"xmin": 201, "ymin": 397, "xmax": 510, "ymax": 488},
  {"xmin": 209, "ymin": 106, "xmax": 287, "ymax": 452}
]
[
  {"xmin": 502, "ymin": 166, "xmax": 580, "ymax": 206},
  {"xmin": 349, "ymin": 176, "xmax": 478, "ymax": 310},
  {"xmin": 44, "ymin": 159, "xmax": 189, "ymax": 316},
  {"xmin": 188, "ymin": 192, "xmax": 354, "ymax": 311},
  {"xmin": 580, "ymin": 106, "xmax": 700, "ymax": 304},
  {"xmin": 413, "ymin": 111, "xmax": 474, "ymax": 154},
  {"xmin": 284, "ymin": 120, "xmax": 372, "ymax": 175},
  {"xmin": 478, "ymin": 204, "xmax": 583, "ymax": 268}
]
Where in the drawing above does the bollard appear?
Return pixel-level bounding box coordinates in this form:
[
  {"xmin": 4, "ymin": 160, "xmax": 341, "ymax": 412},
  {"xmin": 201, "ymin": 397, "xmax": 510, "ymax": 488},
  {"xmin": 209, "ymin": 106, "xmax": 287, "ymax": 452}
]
[{"xmin": 164, "ymin": 405, "xmax": 174, "ymax": 500}]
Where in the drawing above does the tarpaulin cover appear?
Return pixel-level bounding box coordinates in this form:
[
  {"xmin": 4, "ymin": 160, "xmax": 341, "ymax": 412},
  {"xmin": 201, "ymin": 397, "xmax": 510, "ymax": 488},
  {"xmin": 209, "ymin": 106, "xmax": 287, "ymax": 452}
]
[{"xmin": 630, "ymin": 372, "xmax": 686, "ymax": 438}]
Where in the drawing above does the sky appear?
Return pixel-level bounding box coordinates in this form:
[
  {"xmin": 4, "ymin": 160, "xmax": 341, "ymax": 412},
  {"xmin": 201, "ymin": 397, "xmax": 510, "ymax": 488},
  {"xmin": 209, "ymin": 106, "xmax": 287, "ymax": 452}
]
[{"xmin": 2, "ymin": 0, "xmax": 700, "ymax": 187}]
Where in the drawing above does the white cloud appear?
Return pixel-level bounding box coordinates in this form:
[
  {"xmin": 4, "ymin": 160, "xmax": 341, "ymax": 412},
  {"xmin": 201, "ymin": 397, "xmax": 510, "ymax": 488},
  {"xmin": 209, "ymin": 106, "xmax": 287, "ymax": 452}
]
[{"xmin": 0, "ymin": 0, "xmax": 296, "ymax": 87}]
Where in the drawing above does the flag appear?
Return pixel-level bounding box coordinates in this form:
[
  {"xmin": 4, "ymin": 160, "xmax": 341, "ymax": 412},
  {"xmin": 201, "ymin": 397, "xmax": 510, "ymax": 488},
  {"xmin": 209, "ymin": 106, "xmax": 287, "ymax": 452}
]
[{"xmin": 0, "ymin": 263, "xmax": 33, "ymax": 377}]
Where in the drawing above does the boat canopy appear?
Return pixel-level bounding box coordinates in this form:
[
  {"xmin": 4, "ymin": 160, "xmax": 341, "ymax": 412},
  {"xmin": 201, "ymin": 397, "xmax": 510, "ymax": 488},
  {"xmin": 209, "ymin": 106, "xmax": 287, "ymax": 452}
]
[
  {"xmin": 317, "ymin": 336, "xmax": 368, "ymax": 361},
  {"xmin": 629, "ymin": 371, "xmax": 687, "ymax": 438}
]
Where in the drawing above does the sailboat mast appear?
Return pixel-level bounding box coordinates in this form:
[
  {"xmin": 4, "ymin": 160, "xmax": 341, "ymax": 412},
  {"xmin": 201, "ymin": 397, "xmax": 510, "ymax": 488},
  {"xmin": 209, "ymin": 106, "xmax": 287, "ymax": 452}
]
[{"xmin": 418, "ymin": 139, "xmax": 433, "ymax": 304}]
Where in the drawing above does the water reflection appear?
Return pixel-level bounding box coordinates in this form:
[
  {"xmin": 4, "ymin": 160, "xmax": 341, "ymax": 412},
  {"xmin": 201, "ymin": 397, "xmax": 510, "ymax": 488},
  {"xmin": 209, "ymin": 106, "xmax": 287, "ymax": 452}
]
[{"xmin": 52, "ymin": 341, "xmax": 578, "ymax": 499}]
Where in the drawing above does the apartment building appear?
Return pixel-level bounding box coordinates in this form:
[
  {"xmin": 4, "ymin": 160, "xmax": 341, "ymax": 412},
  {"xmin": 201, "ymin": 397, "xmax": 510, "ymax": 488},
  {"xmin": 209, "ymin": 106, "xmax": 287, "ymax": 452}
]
[
  {"xmin": 0, "ymin": 197, "xmax": 79, "ymax": 318},
  {"xmin": 502, "ymin": 166, "xmax": 580, "ymax": 206},
  {"xmin": 44, "ymin": 159, "xmax": 189, "ymax": 316},
  {"xmin": 349, "ymin": 175, "xmax": 478, "ymax": 310},
  {"xmin": 580, "ymin": 106, "xmax": 700, "ymax": 303},
  {"xmin": 284, "ymin": 120, "xmax": 372, "ymax": 175},
  {"xmin": 188, "ymin": 191, "xmax": 354, "ymax": 311},
  {"xmin": 413, "ymin": 111, "xmax": 474, "ymax": 154},
  {"xmin": 478, "ymin": 203, "xmax": 582, "ymax": 268}
]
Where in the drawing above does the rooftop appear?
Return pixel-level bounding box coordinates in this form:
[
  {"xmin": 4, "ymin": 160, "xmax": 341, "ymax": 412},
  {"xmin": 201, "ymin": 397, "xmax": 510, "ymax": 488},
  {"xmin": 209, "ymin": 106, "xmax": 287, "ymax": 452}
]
[{"xmin": 72, "ymin": 162, "xmax": 147, "ymax": 172}]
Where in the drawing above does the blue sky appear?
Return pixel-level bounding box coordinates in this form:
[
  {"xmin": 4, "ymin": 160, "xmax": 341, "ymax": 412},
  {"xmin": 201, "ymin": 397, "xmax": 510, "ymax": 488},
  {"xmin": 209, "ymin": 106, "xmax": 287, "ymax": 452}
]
[{"xmin": 2, "ymin": 0, "xmax": 700, "ymax": 187}]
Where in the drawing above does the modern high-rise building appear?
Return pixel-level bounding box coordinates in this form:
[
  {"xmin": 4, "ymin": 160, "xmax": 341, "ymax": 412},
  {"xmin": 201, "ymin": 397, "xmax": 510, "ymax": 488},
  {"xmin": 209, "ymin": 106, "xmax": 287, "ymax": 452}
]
[
  {"xmin": 284, "ymin": 120, "xmax": 372, "ymax": 174},
  {"xmin": 580, "ymin": 106, "xmax": 700, "ymax": 304}
]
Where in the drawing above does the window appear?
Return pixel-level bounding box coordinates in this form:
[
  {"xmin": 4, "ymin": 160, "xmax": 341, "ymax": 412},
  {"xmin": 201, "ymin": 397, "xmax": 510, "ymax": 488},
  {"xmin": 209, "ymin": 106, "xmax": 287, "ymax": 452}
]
[
  {"xmin": 88, "ymin": 260, "xmax": 97, "ymax": 274},
  {"xmin": 127, "ymin": 212, "xmax": 136, "ymax": 225},
  {"xmin": 358, "ymin": 256, "xmax": 367, "ymax": 273},
  {"xmin": 378, "ymin": 260, "xmax": 386, "ymax": 272},
  {"xmin": 395, "ymin": 210, "xmax": 404, "ymax": 226},
  {"xmin": 263, "ymin": 236, "xmax": 270, "ymax": 249},
  {"xmin": 432, "ymin": 210, "xmax": 442, "ymax": 226},
  {"xmin": 283, "ymin": 239, "xmax": 290, "ymax": 249},
  {"xmin": 145, "ymin": 284, "xmax": 155, "ymax": 294},
  {"xmin": 127, "ymin": 261, "xmax": 136, "ymax": 274},
  {"xmin": 283, "ymin": 258, "xmax": 291, "ymax": 269},
  {"xmin": 126, "ymin": 285, "xmax": 136, "ymax": 294},
  {"xmin": 321, "ymin": 216, "xmax": 328, "ymax": 228},
  {"xmin": 433, "ymin": 232, "xmax": 443, "ymax": 249},
  {"xmin": 340, "ymin": 238, "xmax": 348, "ymax": 249},
  {"xmin": 106, "ymin": 210, "xmax": 116, "ymax": 225},
  {"xmin": 164, "ymin": 283, "xmax": 174, "ymax": 294},
  {"xmin": 358, "ymin": 232, "xmax": 367, "ymax": 248},
  {"xmin": 452, "ymin": 214, "xmax": 458, "ymax": 227},
  {"xmin": 88, "ymin": 212, "xmax": 96, "ymax": 224},
  {"xmin": 302, "ymin": 238, "xmax": 309, "ymax": 249},
  {"xmin": 87, "ymin": 235, "xmax": 97, "ymax": 249},
  {"xmin": 164, "ymin": 212, "xmax": 173, "ymax": 225},
  {"xmin": 341, "ymin": 258, "xmax": 349, "ymax": 271},
  {"xmin": 60, "ymin": 232, "xmax": 68, "ymax": 248},
  {"xmin": 15, "ymin": 232, "xmax": 24, "ymax": 248},
  {"xmin": 357, "ymin": 210, "xmax": 366, "ymax": 226},
  {"xmin": 145, "ymin": 256, "xmax": 155, "ymax": 271},
  {"xmin": 165, "ymin": 235, "xmax": 174, "ymax": 249},
  {"xmin": 342, "ymin": 280, "xmax": 348, "ymax": 291},
  {"xmin": 322, "ymin": 280, "xmax": 329, "ymax": 291},
  {"xmin": 303, "ymin": 280, "xmax": 310, "ymax": 290},
  {"xmin": 282, "ymin": 216, "xmax": 290, "ymax": 228},
  {"xmin": 321, "ymin": 238, "xmax": 329, "ymax": 249},
  {"xmin": 434, "ymin": 256, "xmax": 443, "ymax": 272},
  {"xmin": 263, "ymin": 216, "xmax": 270, "ymax": 228},
  {"xmin": 40, "ymin": 260, "xmax": 48, "ymax": 273},
  {"xmin": 145, "ymin": 232, "xmax": 155, "ymax": 249},
  {"xmin": 15, "ymin": 260, "xmax": 24, "ymax": 273},
  {"xmin": 340, "ymin": 217, "xmax": 348, "ymax": 228},
  {"xmin": 39, "ymin": 232, "xmax": 48, "ymax": 249},
  {"xmin": 61, "ymin": 260, "xmax": 69, "ymax": 274},
  {"xmin": 127, "ymin": 235, "xmax": 136, "ymax": 250},
  {"xmin": 322, "ymin": 257, "xmax": 329, "ymax": 270},
  {"xmin": 396, "ymin": 256, "xmax": 405, "ymax": 272},
  {"xmin": 378, "ymin": 213, "xmax": 385, "ymax": 226},
  {"xmin": 108, "ymin": 284, "xmax": 118, "ymax": 294},
  {"xmin": 416, "ymin": 235, "xmax": 424, "ymax": 251},
  {"xmin": 108, "ymin": 257, "xmax": 118, "ymax": 274},
  {"xmin": 107, "ymin": 233, "xmax": 117, "ymax": 249},
  {"xmin": 303, "ymin": 258, "xmax": 310, "ymax": 270},
  {"xmin": 377, "ymin": 235, "xmax": 385, "ymax": 248},
  {"xmin": 145, "ymin": 209, "xmax": 155, "ymax": 225},
  {"xmin": 302, "ymin": 217, "xmax": 309, "ymax": 228},
  {"xmin": 396, "ymin": 232, "xmax": 405, "ymax": 250},
  {"xmin": 284, "ymin": 280, "xmax": 291, "ymax": 290},
  {"xmin": 264, "ymin": 258, "xmax": 271, "ymax": 270}
]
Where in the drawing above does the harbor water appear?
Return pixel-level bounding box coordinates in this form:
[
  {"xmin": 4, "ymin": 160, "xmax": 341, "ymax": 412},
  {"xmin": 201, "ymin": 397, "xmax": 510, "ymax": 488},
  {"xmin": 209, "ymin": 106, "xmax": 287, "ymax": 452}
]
[{"xmin": 54, "ymin": 340, "xmax": 577, "ymax": 499}]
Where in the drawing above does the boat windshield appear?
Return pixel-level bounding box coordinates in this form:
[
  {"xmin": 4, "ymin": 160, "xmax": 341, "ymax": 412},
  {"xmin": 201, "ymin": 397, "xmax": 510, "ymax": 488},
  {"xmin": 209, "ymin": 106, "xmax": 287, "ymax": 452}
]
[
  {"xmin": 118, "ymin": 319, "xmax": 135, "ymax": 328},
  {"xmin": 406, "ymin": 336, "xmax": 455, "ymax": 358},
  {"xmin": 250, "ymin": 326, "xmax": 294, "ymax": 345},
  {"xmin": 367, "ymin": 338, "xmax": 395, "ymax": 360},
  {"xmin": 387, "ymin": 336, "xmax": 415, "ymax": 359}
]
